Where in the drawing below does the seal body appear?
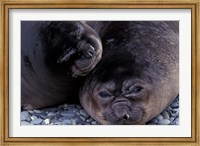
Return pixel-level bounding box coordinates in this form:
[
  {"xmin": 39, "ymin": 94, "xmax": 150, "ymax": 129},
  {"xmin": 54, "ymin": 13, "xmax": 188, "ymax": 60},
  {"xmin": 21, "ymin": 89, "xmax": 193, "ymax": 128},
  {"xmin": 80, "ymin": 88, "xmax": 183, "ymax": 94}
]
[
  {"xmin": 21, "ymin": 21, "xmax": 179, "ymax": 125},
  {"xmin": 21, "ymin": 21, "xmax": 103, "ymax": 109},
  {"xmin": 80, "ymin": 21, "xmax": 179, "ymax": 124}
]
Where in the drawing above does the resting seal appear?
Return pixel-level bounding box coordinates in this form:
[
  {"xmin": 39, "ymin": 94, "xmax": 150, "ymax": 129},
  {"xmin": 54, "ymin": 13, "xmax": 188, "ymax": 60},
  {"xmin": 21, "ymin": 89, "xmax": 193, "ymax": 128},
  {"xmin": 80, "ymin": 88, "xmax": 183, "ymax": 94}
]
[
  {"xmin": 21, "ymin": 21, "xmax": 179, "ymax": 125},
  {"xmin": 80, "ymin": 21, "xmax": 179, "ymax": 124},
  {"xmin": 21, "ymin": 21, "xmax": 102, "ymax": 109}
]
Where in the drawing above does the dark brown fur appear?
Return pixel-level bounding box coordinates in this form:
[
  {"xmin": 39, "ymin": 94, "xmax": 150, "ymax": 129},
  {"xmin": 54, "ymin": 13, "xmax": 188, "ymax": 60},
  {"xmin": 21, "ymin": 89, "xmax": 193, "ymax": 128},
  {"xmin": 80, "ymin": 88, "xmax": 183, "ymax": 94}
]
[{"xmin": 80, "ymin": 21, "xmax": 179, "ymax": 124}]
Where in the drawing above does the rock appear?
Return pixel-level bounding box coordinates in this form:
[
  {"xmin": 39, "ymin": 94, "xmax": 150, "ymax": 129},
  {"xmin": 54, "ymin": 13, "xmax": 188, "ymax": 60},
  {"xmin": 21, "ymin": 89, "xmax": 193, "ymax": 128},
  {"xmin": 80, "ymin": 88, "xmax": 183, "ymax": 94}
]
[
  {"xmin": 27, "ymin": 110, "xmax": 34, "ymax": 114},
  {"xmin": 76, "ymin": 112, "xmax": 80, "ymax": 116},
  {"xmin": 156, "ymin": 115, "xmax": 163, "ymax": 120},
  {"xmin": 73, "ymin": 117, "xmax": 83, "ymax": 123},
  {"xmin": 170, "ymin": 102, "xmax": 179, "ymax": 108},
  {"xmin": 60, "ymin": 111, "xmax": 75, "ymax": 117},
  {"xmin": 157, "ymin": 119, "xmax": 171, "ymax": 125},
  {"xmin": 32, "ymin": 113, "xmax": 47, "ymax": 119},
  {"xmin": 175, "ymin": 118, "xmax": 179, "ymax": 125},
  {"xmin": 21, "ymin": 121, "xmax": 30, "ymax": 125},
  {"xmin": 44, "ymin": 119, "xmax": 50, "ymax": 125},
  {"xmin": 31, "ymin": 115, "xmax": 38, "ymax": 120},
  {"xmin": 80, "ymin": 116, "xmax": 86, "ymax": 121},
  {"xmin": 162, "ymin": 111, "xmax": 169, "ymax": 119},
  {"xmin": 47, "ymin": 112, "xmax": 57, "ymax": 117},
  {"xmin": 54, "ymin": 122, "xmax": 63, "ymax": 125},
  {"xmin": 63, "ymin": 104, "xmax": 68, "ymax": 108},
  {"xmin": 86, "ymin": 118, "xmax": 94, "ymax": 123},
  {"xmin": 169, "ymin": 108, "xmax": 179, "ymax": 116},
  {"xmin": 150, "ymin": 119, "xmax": 158, "ymax": 123},
  {"xmin": 21, "ymin": 111, "xmax": 30, "ymax": 121},
  {"xmin": 169, "ymin": 117, "xmax": 175, "ymax": 122},
  {"xmin": 91, "ymin": 121, "xmax": 97, "ymax": 125},
  {"xmin": 58, "ymin": 117, "xmax": 71, "ymax": 121},
  {"xmin": 71, "ymin": 119, "xmax": 76, "ymax": 125},
  {"xmin": 75, "ymin": 105, "xmax": 82, "ymax": 109},
  {"xmin": 33, "ymin": 110, "xmax": 41, "ymax": 113},
  {"xmin": 79, "ymin": 109, "xmax": 89, "ymax": 118},
  {"xmin": 31, "ymin": 118, "xmax": 43, "ymax": 125},
  {"xmin": 39, "ymin": 114, "xmax": 47, "ymax": 119},
  {"xmin": 62, "ymin": 119, "xmax": 72, "ymax": 125},
  {"xmin": 21, "ymin": 99, "xmax": 179, "ymax": 125}
]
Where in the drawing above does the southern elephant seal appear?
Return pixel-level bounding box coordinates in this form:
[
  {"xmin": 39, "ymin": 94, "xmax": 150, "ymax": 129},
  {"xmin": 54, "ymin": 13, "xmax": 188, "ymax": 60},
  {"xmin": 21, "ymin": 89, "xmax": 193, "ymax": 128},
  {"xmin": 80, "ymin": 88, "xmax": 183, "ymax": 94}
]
[
  {"xmin": 21, "ymin": 21, "xmax": 102, "ymax": 109},
  {"xmin": 21, "ymin": 21, "xmax": 179, "ymax": 125},
  {"xmin": 80, "ymin": 21, "xmax": 179, "ymax": 124}
]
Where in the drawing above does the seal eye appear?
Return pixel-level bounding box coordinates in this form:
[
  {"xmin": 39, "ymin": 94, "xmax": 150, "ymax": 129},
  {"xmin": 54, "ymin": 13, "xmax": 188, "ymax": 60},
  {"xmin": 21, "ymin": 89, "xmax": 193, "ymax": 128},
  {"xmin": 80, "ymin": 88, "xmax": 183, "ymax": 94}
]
[
  {"xmin": 98, "ymin": 90, "xmax": 112, "ymax": 98},
  {"xmin": 132, "ymin": 86, "xmax": 144, "ymax": 94},
  {"xmin": 124, "ymin": 85, "xmax": 144, "ymax": 97}
]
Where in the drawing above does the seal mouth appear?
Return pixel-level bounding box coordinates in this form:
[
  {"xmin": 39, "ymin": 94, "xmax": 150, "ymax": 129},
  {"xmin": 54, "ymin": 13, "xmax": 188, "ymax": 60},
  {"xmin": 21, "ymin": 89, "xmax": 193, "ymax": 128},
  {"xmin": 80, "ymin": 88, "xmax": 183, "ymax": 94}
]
[
  {"xmin": 71, "ymin": 50, "xmax": 101, "ymax": 76},
  {"xmin": 71, "ymin": 35, "xmax": 102, "ymax": 77},
  {"xmin": 103, "ymin": 106, "xmax": 144, "ymax": 125}
]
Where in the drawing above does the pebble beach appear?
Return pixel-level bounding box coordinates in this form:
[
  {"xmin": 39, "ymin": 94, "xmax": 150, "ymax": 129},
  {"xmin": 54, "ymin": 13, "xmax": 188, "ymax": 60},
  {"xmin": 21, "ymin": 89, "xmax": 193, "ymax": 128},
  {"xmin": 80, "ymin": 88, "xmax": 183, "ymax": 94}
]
[{"xmin": 21, "ymin": 96, "xmax": 179, "ymax": 125}]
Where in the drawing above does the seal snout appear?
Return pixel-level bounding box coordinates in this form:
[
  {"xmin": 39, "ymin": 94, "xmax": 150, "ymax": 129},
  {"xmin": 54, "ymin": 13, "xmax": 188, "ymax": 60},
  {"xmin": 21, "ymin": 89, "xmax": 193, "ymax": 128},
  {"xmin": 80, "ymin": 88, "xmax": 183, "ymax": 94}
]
[
  {"xmin": 114, "ymin": 109, "xmax": 131, "ymax": 122},
  {"xmin": 112, "ymin": 100, "xmax": 131, "ymax": 121},
  {"xmin": 123, "ymin": 113, "xmax": 130, "ymax": 121}
]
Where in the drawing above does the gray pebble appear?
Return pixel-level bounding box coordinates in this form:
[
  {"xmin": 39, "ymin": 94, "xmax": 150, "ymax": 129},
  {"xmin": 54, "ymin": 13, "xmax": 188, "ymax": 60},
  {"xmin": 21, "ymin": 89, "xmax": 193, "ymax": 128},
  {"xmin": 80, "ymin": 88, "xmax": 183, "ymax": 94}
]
[
  {"xmin": 44, "ymin": 119, "xmax": 50, "ymax": 125},
  {"xmin": 80, "ymin": 116, "xmax": 86, "ymax": 121},
  {"xmin": 47, "ymin": 112, "xmax": 57, "ymax": 117},
  {"xmin": 21, "ymin": 111, "xmax": 30, "ymax": 121},
  {"xmin": 39, "ymin": 114, "xmax": 47, "ymax": 119},
  {"xmin": 157, "ymin": 119, "xmax": 171, "ymax": 125},
  {"xmin": 71, "ymin": 119, "xmax": 76, "ymax": 125},
  {"xmin": 172, "ymin": 108, "xmax": 179, "ymax": 112},
  {"xmin": 60, "ymin": 111, "xmax": 75, "ymax": 117},
  {"xmin": 86, "ymin": 118, "xmax": 94, "ymax": 123},
  {"xmin": 31, "ymin": 118, "xmax": 43, "ymax": 125},
  {"xmin": 175, "ymin": 118, "xmax": 179, "ymax": 125},
  {"xmin": 169, "ymin": 117, "xmax": 175, "ymax": 122},
  {"xmin": 170, "ymin": 102, "xmax": 179, "ymax": 108},
  {"xmin": 32, "ymin": 113, "xmax": 46, "ymax": 119},
  {"xmin": 156, "ymin": 115, "xmax": 163, "ymax": 120},
  {"xmin": 33, "ymin": 110, "xmax": 41, "ymax": 113},
  {"xmin": 58, "ymin": 116, "xmax": 71, "ymax": 121},
  {"xmin": 73, "ymin": 109, "xmax": 77, "ymax": 113},
  {"xmin": 73, "ymin": 117, "xmax": 83, "ymax": 123},
  {"xmin": 31, "ymin": 115, "xmax": 38, "ymax": 120},
  {"xmin": 91, "ymin": 121, "xmax": 97, "ymax": 125},
  {"xmin": 27, "ymin": 110, "xmax": 34, "ymax": 114},
  {"xmin": 162, "ymin": 111, "xmax": 169, "ymax": 119},
  {"xmin": 148, "ymin": 119, "xmax": 158, "ymax": 124},
  {"xmin": 21, "ymin": 95, "xmax": 179, "ymax": 125},
  {"xmin": 75, "ymin": 105, "xmax": 82, "ymax": 109},
  {"xmin": 79, "ymin": 109, "xmax": 89, "ymax": 118},
  {"xmin": 62, "ymin": 119, "xmax": 72, "ymax": 125},
  {"xmin": 170, "ymin": 109, "xmax": 179, "ymax": 116},
  {"xmin": 54, "ymin": 122, "xmax": 63, "ymax": 125},
  {"xmin": 63, "ymin": 104, "xmax": 68, "ymax": 108},
  {"xmin": 50, "ymin": 119, "xmax": 59, "ymax": 123},
  {"xmin": 21, "ymin": 121, "xmax": 31, "ymax": 125},
  {"xmin": 76, "ymin": 112, "xmax": 80, "ymax": 116}
]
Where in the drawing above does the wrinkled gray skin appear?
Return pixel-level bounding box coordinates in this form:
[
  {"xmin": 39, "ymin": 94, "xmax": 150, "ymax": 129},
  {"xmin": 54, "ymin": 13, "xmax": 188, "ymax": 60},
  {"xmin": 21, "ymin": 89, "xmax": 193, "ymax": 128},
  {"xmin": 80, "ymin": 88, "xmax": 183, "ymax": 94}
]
[
  {"xmin": 21, "ymin": 21, "xmax": 102, "ymax": 109},
  {"xmin": 80, "ymin": 21, "xmax": 179, "ymax": 125}
]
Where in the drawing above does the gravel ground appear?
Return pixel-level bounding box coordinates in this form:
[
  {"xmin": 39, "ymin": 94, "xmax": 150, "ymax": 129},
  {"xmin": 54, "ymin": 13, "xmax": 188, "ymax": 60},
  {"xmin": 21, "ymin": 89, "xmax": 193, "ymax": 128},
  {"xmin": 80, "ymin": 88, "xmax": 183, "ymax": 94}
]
[{"xmin": 21, "ymin": 96, "xmax": 179, "ymax": 125}]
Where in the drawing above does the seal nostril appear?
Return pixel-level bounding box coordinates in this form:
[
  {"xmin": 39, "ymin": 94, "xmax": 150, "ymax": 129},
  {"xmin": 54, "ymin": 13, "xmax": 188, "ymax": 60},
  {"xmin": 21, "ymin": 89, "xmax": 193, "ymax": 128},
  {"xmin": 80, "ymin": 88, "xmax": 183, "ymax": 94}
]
[{"xmin": 123, "ymin": 114, "xmax": 130, "ymax": 121}]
